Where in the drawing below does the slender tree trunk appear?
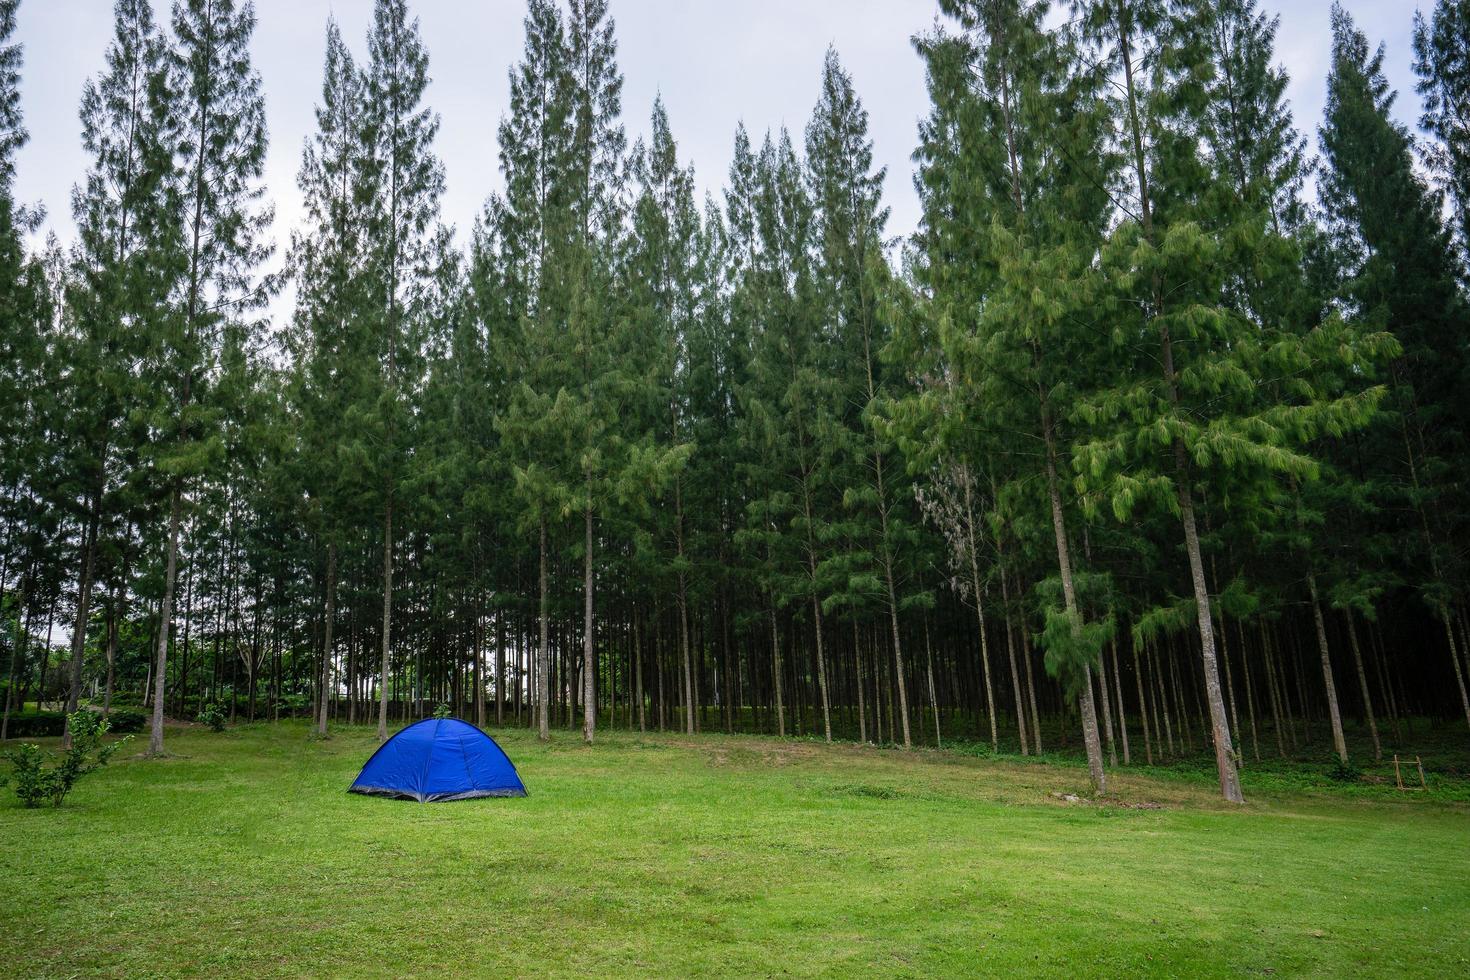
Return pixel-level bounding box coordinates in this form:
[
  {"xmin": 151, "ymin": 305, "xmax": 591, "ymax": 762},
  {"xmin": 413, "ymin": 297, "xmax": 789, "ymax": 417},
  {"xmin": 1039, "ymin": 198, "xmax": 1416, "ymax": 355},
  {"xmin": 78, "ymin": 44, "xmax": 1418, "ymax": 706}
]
[
  {"xmin": 377, "ymin": 500, "xmax": 393, "ymax": 741},
  {"xmin": 1236, "ymin": 618, "xmax": 1260, "ymax": 762},
  {"xmin": 1443, "ymin": 610, "xmax": 1470, "ymax": 728},
  {"xmin": 963, "ymin": 477, "xmax": 998, "ymax": 752},
  {"xmin": 677, "ymin": 582, "xmax": 694, "ymax": 736},
  {"xmin": 1177, "ymin": 487, "xmax": 1241, "ymax": 799},
  {"xmin": 2, "ymin": 574, "xmax": 29, "ymax": 740},
  {"xmin": 583, "ymin": 504, "xmax": 595, "ymax": 744},
  {"xmin": 1261, "ymin": 621, "xmax": 1287, "ymax": 757},
  {"xmin": 63, "ymin": 496, "xmax": 102, "ymax": 746},
  {"xmin": 1022, "ymin": 629, "xmax": 1043, "ymax": 756},
  {"xmin": 103, "ymin": 589, "xmax": 119, "ymax": 717},
  {"xmin": 925, "ymin": 618, "xmax": 940, "ymax": 749},
  {"xmin": 854, "ymin": 619, "xmax": 867, "ymax": 743},
  {"xmin": 884, "ymin": 564, "xmax": 911, "ymax": 749},
  {"xmin": 1133, "ymin": 637, "xmax": 1153, "ymax": 766},
  {"xmin": 1343, "ymin": 611, "xmax": 1380, "ymax": 762},
  {"xmin": 148, "ymin": 491, "xmax": 182, "ymax": 755},
  {"xmin": 1097, "ymin": 640, "xmax": 1117, "ymax": 768},
  {"xmin": 1111, "ymin": 640, "xmax": 1130, "ymax": 765},
  {"xmin": 1000, "ymin": 574, "xmax": 1028, "ymax": 754},
  {"xmin": 769, "ymin": 602, "xmax": 785, "ymax": 737},
  {"xmin": 537, "ymin": 519, "xmax": 550, "ymax": 741},
  {"xmin": 318, "ymin": 543, "xmax": 336, "ymax": 736},
  {"xmin": 1305, "ymin": 572, "xmax": 1347, "ymax": 764},
  {"xmin": 810, "ymin": 596, "xmax": 832, "ymax": 742},
  {"xmin": 1040, "ymin": 412, "xmax": 1103, "ymax": 790}
]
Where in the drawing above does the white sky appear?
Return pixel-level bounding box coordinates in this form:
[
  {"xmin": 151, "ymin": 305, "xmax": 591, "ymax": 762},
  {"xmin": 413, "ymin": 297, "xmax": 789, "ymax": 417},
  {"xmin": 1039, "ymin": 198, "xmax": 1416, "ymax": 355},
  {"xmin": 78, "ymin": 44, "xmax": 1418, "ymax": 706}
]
[{"xmin": 13, "ymin": 0, "xmax": 1423, "ymax": 286}]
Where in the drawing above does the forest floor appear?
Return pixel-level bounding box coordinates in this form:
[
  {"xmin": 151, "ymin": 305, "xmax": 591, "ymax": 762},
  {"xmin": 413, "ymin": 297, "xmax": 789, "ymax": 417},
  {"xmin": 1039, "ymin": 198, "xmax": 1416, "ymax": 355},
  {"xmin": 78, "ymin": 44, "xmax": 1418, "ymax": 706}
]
[{"xmin": 2, "ymin": 721, "xmax": 1467, "ymax": 977}]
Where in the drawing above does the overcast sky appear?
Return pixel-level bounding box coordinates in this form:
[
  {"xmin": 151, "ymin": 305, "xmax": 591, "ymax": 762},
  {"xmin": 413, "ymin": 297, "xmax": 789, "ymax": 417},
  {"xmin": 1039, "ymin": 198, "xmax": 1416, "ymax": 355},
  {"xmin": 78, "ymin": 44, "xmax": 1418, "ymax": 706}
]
[{"xmin": 12, "ymin": 0, "xmax": 1425, "ymax": 278}]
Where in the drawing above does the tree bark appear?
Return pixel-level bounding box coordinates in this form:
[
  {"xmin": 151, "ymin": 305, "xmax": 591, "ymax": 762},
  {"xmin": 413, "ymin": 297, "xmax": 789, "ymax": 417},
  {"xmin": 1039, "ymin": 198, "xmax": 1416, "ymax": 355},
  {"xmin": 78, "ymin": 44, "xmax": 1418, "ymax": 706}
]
[
  {"xmin": 318, "ymin": 542, "xmax": 336, "ymax": 736},
  {"xmin": 811, "ymin": 596, "xmax": 832, "ymax": 742},
  {"xmin": 148, "ymin": 490, "xmax": 182, "ymax": 756},
  {"xmin": 583, "ymin": 504, "xmax": 595, "ymax": 743},
  {"xmin": 769, "ymin": 602, "xmax": 785, "ymax": 737},
  {"xmin": 64, "ymin": 494, "xmax": 102, "ymax": 746},
  {"xmin": 1306, "ymin": 572, "xmax": 1347, "ymax": 764},
  {"xmin": 537, "ymin": 518, "xmax": 550, "ymax": 741},
  {"xmin": 1040, "ymin": 426, "xmax": 1101, "ymax": 789},
  {"xmin": 1343, "ymin": 611, "xmax": 1380, "ymax": 762},
  {"xmin": 376, "ymin": 499, "xmax": 393, "ymax": 741}
]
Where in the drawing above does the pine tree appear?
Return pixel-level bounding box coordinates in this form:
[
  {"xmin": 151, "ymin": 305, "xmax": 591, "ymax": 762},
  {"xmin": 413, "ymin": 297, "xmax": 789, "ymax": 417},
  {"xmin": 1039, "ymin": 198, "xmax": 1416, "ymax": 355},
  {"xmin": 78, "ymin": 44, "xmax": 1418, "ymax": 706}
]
[
  {"xmin": 1414, "ymin": 0, "xmax": 1470, "ymax": 269},
  {"xmin": 358, "ymin": 0, "xmax": 448, "ymax": 740},
  {"xmin": 625, "ymin": 97, "xmax": 701, "ymax": 737},
  {"xmin": 145, "ymin": 0, "xmax": 271, "ymax": 756},
  {"xmin": 484, "ymin": 0, "xmax": 573, "ymax": 743},
  {"xmin": 740, "ymin": 128, "xmax": 841, "ymax": 742},
  {"xmin": 285, "ymin": 17, "xmax": 371, "ymax": 736},
  {"xmin": 914, "ymin": 0, "xmax": 1116, "ymax": 787},
  {"xmin": 804, "ymin": 49, "xmax": 920, "ymax": 748}
]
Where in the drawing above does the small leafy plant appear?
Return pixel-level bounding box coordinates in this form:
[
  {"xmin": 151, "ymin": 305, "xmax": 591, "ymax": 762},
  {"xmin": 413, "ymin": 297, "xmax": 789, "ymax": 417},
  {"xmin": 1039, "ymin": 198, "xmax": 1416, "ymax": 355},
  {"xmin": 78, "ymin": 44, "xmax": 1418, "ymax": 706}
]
[
  {"xmin": 196, "ymin": 703, "xmax": 227, "ymax": 732},
  {"xmin": 3, "ymin": 710, "xmax": 130, "ymax": 808},
  {"xmin": 433, "ymin": 703, "xmax": 452, "ymax": 720}
]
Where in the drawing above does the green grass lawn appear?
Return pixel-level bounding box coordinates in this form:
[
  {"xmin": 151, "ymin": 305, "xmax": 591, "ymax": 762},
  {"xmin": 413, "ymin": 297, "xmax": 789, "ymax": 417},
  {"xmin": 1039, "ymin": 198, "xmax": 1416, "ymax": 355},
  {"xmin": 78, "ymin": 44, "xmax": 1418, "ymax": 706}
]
[{"xmin": 2, "ymin": 721, "xmax": 1467, "ymax": 977}]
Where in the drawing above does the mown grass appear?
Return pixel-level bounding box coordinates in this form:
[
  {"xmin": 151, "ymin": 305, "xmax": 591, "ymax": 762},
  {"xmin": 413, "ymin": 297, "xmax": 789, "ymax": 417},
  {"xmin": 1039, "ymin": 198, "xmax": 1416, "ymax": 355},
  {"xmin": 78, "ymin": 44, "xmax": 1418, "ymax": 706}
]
[{"xmin": 2, "ymin": 720, "xmax": 1467, "ymax": 977}]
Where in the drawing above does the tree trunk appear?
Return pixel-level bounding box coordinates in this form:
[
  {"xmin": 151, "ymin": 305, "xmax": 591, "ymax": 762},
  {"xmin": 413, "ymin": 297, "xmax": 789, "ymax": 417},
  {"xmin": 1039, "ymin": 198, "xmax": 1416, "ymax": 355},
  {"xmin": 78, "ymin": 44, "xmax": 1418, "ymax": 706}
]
[
  {"xmin": 769, "ymin": 603, "xmax": 785, "ymax": 737},
  {"xmin": 884, "ymin": 564, "xmax": 911, "ymax": 749},
  {"xmin": 963, "ymin": 476, "xmax": 998, "ymax": 752},
  {"xmin": 1176, "ymin": 484, "xmax": 1242, "ymax": 800},
  {"xmin": 318, "ymin": 542, "xmax": 336, "ymax": 736},
  {"xmin": 537, "ymin": 519, "xmax": 550, "ymax": 741},
  {"xmin": 854, "ymin": 620, "xmax": 867, "ymax": 744},
  {"xmin": 103, "ymin": 590, "xmax": 119, "ymax": 717},
  {"xmin": 583, "ymin": 504, "xmax": 596, "ymax": 743},
  {"xmin": 1343, "ymin": 611, "xmax": 1380, "ymax": 762},
  {"xmin": 811, "ymin": 596, "xmax": 832, "ymax": 742},
  {"xmin": 148, "ymin": 490, "xmax": 182, "ymax": 756},
  {"xmin": 1000, "ymin": 577, "xmax": 1028, "ymax": 754},
  {"xmin": 1133, "ymin": 637, "xmax": 1153, "ymax": 765},
  {"xmin": 1443, "ymin": 610, "xmax": 1470, "ymax": 729},
  {"xmin": 376, "ymin": 500, "xmax": 393, "ymax": 741},
  {"xmin": 1097, "ymin": 640, "xmax": 1117, "ymax": 768},
  {"xmin": 63, "ymin": 497, "xmax": 101, "ymax": 746},
  {"xmin": 1306, "ymin": 572, "xmax": 1347, "ymax": 764},
  {"xmin": 1040, "ymin": 414, "xmax": 1103, "ymax": 790},
  {"xmin": 1111, "ymin": 640, "xmax": 1130, "ymax": 765}
]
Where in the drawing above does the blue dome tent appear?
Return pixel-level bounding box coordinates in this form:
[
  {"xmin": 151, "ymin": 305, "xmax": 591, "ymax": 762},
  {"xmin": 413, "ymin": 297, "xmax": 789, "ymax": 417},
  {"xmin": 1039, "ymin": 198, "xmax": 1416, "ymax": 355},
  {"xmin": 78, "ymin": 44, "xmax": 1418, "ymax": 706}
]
[{"xmin": 349, "ymin": 718, "xmax": 527, "ymax": 802}]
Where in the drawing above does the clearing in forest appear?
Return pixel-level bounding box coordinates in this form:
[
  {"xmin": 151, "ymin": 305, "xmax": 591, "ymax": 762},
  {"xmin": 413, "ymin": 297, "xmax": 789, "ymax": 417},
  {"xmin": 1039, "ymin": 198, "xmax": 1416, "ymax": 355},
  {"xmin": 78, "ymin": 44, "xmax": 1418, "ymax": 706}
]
[{"xmin": 2, "ymin": 722, "xmax": 1467, "ymax": 977}]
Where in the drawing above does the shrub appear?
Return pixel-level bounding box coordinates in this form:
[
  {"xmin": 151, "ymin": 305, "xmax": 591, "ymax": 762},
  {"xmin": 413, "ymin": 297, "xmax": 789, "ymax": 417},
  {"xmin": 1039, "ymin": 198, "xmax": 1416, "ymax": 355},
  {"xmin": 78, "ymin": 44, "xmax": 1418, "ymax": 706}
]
[
  {"xmin": 433, "ymin": 703, "xmax": 452, "ymax": 720},
  {"xmin": 196, "ymin": 703, "xmax": 227, "ymax": 732},
  {"xmin": 3, "ymin": 711, "xmax": 131, "ymax": 808},
  {"xmin": 105, "ymin": 709, "xmax": 147, "ymax": 734},
  {"xmin": 3, "ymin": 710, "xmax": 66, "ymax": 738}
]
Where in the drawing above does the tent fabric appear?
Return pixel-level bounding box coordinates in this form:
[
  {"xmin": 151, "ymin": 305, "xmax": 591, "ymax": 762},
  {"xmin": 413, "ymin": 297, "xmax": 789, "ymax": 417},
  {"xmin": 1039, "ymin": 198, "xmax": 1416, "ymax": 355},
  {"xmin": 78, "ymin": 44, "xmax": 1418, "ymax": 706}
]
[{"xmin": 349, "ymin": 718, "xmax": 527, "ymax": 802}]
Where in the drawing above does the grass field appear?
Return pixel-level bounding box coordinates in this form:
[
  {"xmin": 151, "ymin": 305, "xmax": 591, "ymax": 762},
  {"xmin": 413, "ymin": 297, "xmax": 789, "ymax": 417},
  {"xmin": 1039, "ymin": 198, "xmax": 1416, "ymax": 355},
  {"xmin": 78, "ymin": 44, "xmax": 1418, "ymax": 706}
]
[{"xmin": 2, "ymin": 721, "xmax": 1468, "ymax": 977}]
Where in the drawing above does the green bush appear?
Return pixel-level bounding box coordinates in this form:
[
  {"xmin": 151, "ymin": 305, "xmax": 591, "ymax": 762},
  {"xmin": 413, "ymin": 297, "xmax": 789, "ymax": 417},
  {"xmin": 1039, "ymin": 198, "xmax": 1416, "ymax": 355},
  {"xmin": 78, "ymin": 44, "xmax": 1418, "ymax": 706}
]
[
  {"xmin": 3, "ymin": 707, "xmax": 145, "ymax": 738},
  {"xmin": 196, "ymin": 703, "xmax": 227, "ymax": 732},
  {"xmin": 105, "ymin": 709, "xmax": 146, "ymax": 734},
  {"xmin": 3, "ymin": 710, "xmax": 66, "ymax": 738},
  {"xmin": 3, "ymin": 710, "xmax": 131, "ymax": 808},
  {"xmin": 433, "ymin": 703, "xmax": 452, "ymax": 720}
]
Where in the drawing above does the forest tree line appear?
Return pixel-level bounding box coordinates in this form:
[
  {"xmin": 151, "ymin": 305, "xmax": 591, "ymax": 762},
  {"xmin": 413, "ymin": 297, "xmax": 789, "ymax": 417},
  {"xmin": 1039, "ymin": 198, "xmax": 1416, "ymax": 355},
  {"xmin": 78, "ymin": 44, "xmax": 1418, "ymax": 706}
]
[{"xmin": 1, "ymin": 0, "xmax": 1468, "ymax": 802}]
